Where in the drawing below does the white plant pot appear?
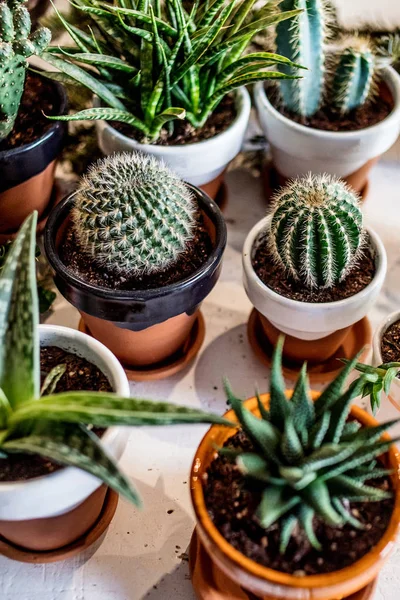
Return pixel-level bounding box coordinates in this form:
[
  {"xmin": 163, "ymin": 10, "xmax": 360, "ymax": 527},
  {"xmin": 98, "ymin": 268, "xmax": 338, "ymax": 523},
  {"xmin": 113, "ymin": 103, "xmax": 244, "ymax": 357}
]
[
  {"xmin": 373, "ymin": 311, "xmax": 400, "ymax": 412},
  {"xmin": 95, "ymin": 87, "xmax": 251, "ymax": 188},
  {"xmin": 242, "ymin": 216, "xmax": 387, "ymax": 342},
  {"xmin": 0, "ymin": 324, "xmax": 130, "ymax": 522},
  {"xmin": 254, "ymin": 67, "xmax": 400, "ymax": 183}
]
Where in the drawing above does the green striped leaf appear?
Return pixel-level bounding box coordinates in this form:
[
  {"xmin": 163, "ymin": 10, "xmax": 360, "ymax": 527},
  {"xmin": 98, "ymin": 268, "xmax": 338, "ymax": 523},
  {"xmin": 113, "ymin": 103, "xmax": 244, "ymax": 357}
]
[
  {"xmin": 45, "ymin": 108, "xmax": 149, "ymax": 135},
  {"xmin": 269, "ymin": 337, "xmax": 291, "ymax": 429},
  {"xmin": 258, "ymin": 486, "xmax": 300, "ymax": 528},
  {"xmin": 302, "ymin": 479, "xmax": 343, "ymax": 526},
  {"xmin": 58, "ymin": 50, "xmax": 138, "ymax": 73},
  {"xmin": 0, "ymin": 388, "xmax": 11, "ymax": 429},
  {"xmin": 105, "ymin": 5, "xmax": 178, "ymax": 37},
  {"xmin": 299, "ymin": 505, "xmax": 321, "ymax": 550}
]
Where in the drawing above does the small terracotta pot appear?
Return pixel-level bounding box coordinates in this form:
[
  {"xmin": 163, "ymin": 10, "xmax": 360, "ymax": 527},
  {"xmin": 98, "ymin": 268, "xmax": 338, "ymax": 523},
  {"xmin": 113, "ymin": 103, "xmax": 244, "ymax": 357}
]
[
  {"xmin": 190, "ymin": 393, "xmax": 400, "ymax": 600},
  {"xmin": 0, "ymin": 75, "xmax": 67, "ymax": 237},
  {"xmin": 0, "ymin": 485, "xmax": 107, "ymax": 552},
  {"xmin": 44, "ymin": 185, "xmax": 227, "ymax": 370}
]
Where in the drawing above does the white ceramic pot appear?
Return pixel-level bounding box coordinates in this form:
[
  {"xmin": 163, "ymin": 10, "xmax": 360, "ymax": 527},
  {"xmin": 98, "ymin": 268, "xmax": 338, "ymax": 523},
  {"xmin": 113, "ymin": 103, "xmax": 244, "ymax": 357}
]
[
  {"xmin": 243, "ymin": 216, "xmax": 387, "ymax": 342},
  {"xmin": 373, "ymin": 311, "xmax": 400, "ymax": 412},
  {"xmin": 95, "ymin": 87, "xmax": 251, "ymax": 188},
  {"xmin": 254, "ymin": 67, "xmax": 400, "ymax": 182},
  {"xmin": 0, "ymin": 324, "xmax": 130, "ymax": 521}
]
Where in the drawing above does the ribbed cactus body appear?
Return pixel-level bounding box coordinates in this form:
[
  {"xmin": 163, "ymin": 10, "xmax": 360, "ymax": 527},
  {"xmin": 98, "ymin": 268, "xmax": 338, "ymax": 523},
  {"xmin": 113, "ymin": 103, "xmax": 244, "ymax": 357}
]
[
  {"xmin": 0, "ymin": 0, "xmax": 51, "ymax": 140},
  {"xmin": 73, "ymin": 153, "xmax": 196, "ymax": 276},
  {"xmin": 269, "ymin": 175, "xmax": 364, "ymax": 289},
  {"xmin": 331, "ymin": 43, "xmax": 375, "ymax": 113},
  {"xmin": 275, "ymin": 0, "xmax": 325, "ymax": 117}
]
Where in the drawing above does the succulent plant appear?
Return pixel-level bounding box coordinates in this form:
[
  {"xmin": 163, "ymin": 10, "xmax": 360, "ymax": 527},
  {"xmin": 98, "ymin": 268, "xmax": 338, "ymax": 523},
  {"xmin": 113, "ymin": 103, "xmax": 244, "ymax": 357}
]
[
  {"xmin": 73, "ymin": 152, "xmax": 196, "ymax": 275},
  {"xmin": 330, "ymin": 38, "xmax": 376, "ymax": 113},
  {"xmin": 268, "ymin": 174, "xmax": 364, "ymax": 289},
  {"xmin": 0, "ymin": 0, "xmax": 51, "ymax": 140},
  {"xmin": 222, "ymin": 337, "xmax": 400, "ymax": 552},
  {"xmin": 275, "ymin": 0, "xmax": 327, "ymax": 117},
  {"xmin": 0, "ymin": 212, "xmax": 232, "ymax": 505},
  {"xmin": 42, "ymin": 0, "xmax": 303, "ymax": 141}
]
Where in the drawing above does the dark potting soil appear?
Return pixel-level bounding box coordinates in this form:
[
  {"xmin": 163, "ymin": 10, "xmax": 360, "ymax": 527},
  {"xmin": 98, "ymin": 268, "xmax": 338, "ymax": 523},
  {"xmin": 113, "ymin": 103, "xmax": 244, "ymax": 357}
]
[
  {"xmin": 0, "ymin": 73, "xmax": 58, "ymax": 151},
  {"xmin": 112, "ymin": 94, "xmax": 237, "ymax": 145},
  {"xmin": 252, "ymin": 235, "xmax": 376, "ymax": 303},
  {"xmin": 60, "ymin": 213, "xmax": 213, "ymax": 291},
  {"xmin": 267, "ymin": 85, "xmax": 392, "ymax": 132},
  {"xmin": 204, "ymin": 430, "xmax": 394, "ymax": 575},
  {"xmin": 381, "ymin": 320, "xmax": 400, "ymax": 378},
  {"xmin": 0, "ymin": 347, "xmax": 111, "ymax": 483}
]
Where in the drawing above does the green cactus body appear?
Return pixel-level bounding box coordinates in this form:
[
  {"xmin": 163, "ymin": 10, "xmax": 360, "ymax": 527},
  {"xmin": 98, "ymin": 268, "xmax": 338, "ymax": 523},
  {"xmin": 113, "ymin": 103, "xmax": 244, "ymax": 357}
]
[
  {"xmin": 276, "ymin": 0, "xmax": 326, "ymax": 117},
  {"xmin": 269, "ymin": 174, "xmax": 364, "ymax": 289},
  {"xmin": 73, "ymin": 152, "xmax": 196, "ymax": 275},
  {"xmin": 331, "ymin": 44, "xmax": 375, "ymax": 113},
  {"xmin": 0, "ymin": 0, "xmax": 51, "ymax": 140}
]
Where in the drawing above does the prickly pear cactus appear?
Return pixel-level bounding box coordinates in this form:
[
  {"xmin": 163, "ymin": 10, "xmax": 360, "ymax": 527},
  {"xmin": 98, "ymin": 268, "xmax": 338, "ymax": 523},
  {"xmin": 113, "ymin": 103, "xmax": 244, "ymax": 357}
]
[
  {"xmin": 268, "ymin": 174, "xmax": 364, "ymax": 289},
  {"xmin": 73, "ymin": 152, "xmax": 196, "ymax": 275},
  {"xmin": 275, "ymin": 0, "xmax": 326, "ymax": 117},
  {"xmin": 0, "ymin": 0, "xmax": 51, "ymax": 140},
  {"xmin": 330, "ymin": 39, "xmax": 375, "ymax": 113}
]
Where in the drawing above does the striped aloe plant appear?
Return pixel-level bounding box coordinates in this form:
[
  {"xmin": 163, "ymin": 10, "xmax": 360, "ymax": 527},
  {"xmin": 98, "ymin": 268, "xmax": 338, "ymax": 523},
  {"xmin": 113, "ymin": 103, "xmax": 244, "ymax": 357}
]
[
  {"xmin": 0, "ymin": 213, "xmax": 233, "ymax": 505},
  {"xmin": 221, "ymin": 338, "xmax": 400, "ymax": 552},
  {"xmin": 42, "ymin": 0, "xmax": 303, "ymax": 141}
]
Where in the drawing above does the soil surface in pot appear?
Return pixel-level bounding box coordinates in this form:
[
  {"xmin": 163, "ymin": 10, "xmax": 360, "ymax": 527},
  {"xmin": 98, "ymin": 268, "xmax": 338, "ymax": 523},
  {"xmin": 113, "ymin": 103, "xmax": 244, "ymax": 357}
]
[
  {"xmin": 204, "ymin": 430, "xmax": 394, "ymax": 575},
  {"xmin": 112, "ymin": 94, "xmax": 236, "ymax": 146},
  {"xmin": 266, "ymin": 85, "xmax": 392, "ymax": 132},
  {"xmin": 60, "ymin": 212, "xmax": 213, "ymax": 290},
  {"xmin": 252, "ymin": 234, "xmax": 376, "ymax": 303},
  {"xmin": 0, "ymin": 346, "xmax": 111, "ymax": 483},
  {"xmin": 381, "ymin": 319, "xmax": 400, "ymax": 378},
  {"xmin": 0, "ymin": 73, "xmax": 59, "ymax": 151}
]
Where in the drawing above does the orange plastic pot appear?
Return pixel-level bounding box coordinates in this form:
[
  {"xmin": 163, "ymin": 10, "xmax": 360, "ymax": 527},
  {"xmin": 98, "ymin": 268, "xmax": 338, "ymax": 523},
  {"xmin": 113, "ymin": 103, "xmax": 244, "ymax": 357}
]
[{"xmin": 190, "ymin": 392, "xmax": 400, "ymax": 600}]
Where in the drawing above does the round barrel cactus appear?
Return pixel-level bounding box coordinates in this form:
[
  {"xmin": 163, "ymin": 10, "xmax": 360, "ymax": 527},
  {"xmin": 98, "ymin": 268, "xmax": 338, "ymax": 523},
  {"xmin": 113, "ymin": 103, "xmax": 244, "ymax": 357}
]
[
  {"xmin": 268, "ymin": 174, "xmax": 364, "ymax": 289},
  {"xmin": 73, "ymin": 152, "xmax": 196, "ymax": 275}
]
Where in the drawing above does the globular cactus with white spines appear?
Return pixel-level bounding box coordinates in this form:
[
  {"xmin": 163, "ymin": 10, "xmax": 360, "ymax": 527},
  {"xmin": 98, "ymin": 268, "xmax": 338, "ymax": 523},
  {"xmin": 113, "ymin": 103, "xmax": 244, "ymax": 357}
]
[
  {"xmin": 268, "ymin": 174, "xmax": 364, "ymax": 289},
  {"xmin": 73, "ymin": 152, "xmax": 196, "ymax": 276},
  {"xmin": 0, "ymin": 0, "xmax": 51, "ymax": 140},
  {"xmin": 330, "ymin": 38, "xmax": 376, "ymax": 114},
  {"xmin": 275, "ymin": 0, "xmax": 327, "ymax": 117}
]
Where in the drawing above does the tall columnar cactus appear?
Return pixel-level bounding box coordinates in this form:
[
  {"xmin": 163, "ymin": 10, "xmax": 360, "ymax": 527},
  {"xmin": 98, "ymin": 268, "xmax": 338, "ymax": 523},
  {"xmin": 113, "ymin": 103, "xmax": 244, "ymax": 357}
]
[
  {"xmin": 268, "ymin": 174, "xmax": 364, "ymax": 289},
  {"xmin": 0, "ymin": 0, "xmax": 51, "ymax": 140},
  {"xmin": 275, "ymin": 0, "xmax": 326, "ymax": 117},
  {"xmin": 73, "ymin": 152, "xmax": 196, "ymax": 275},
  {"xmin": 330, "ymin": 39, "xmax": 376, "ymax": 113}
]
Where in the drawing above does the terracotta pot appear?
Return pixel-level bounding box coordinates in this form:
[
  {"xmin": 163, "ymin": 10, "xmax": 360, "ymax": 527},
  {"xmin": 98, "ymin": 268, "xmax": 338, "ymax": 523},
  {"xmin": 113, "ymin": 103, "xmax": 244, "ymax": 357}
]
[
  {"xmin": 44, "ymin": 185, "xmax": 227, "ymax": 369},
  {"xmin": 254, "ymin": 68, "xmax": 400, "ymax": 194},
  {"xmin": 95, "ymin": 88, "xmax": 251, "ymax": 201},
  {"xmin": 190, "ymin": 392, "xmax": 400, "ymax": 600},
  {"xmin": 0, "ymin": 75, "xmax": 67, "ymax": 236}
]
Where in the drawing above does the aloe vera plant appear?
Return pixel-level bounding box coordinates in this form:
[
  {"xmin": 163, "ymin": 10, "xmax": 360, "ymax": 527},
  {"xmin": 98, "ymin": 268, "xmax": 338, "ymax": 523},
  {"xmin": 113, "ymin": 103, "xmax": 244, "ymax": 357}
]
[
  {"xmin": 0, "ymin": 212, "xmax": 233, "ymax": 505},
  {"xmin": 42, "ymin": 0, "xmax": 303, "ymax": 141},
  {"xmin": 221, "ymin": 338, "xmax": 400, "ymax": 552}
]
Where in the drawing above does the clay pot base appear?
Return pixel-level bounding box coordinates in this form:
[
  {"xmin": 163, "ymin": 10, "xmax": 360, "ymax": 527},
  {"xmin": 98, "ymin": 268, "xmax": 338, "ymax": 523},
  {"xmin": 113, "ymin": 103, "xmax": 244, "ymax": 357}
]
[
  {"xmin": 0, "ymin": 489, "xmax": 118, "ymax": 564},
  {"xmin": 247, "ymin": 309, "xmax": 372, "ymax": 385},
  {"xmin": 189, "ymin": 529, "xmax": 377, "ymax": 600},
  {"xmin": 263, "ymin": 164, "xmax": 370, "ymax": 205},
  {"xmin": 78, "ymin": 311, "xmax": 206, "ymax": 382},
  {"xmin": 214, "ymin": 182, "xmax": 228, "ymax": 212}
]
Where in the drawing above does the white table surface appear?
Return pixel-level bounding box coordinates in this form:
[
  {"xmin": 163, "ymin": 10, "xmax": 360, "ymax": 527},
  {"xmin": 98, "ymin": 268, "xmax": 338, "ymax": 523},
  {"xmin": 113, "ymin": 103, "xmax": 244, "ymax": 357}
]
[{"xmin": 2, "ymin": 136, "xmax": 400, "ymax": 599}]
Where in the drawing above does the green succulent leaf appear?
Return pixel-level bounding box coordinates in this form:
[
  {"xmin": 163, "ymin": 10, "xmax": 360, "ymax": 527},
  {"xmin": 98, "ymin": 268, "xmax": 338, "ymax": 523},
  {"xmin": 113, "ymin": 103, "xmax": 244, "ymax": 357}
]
[
  {"xmin": 298, "ymin": 505, "xmax": 321, "ymax": 550},
  {"xmin": 302, "ymin": 479, "xmax": 343, "ymax": 526},
  {"xmin": 40, "ymin": 364, "xmax": 67, "ymax": 397},
  {"xmin": 258, "ymin": 486, "xmax": 301, "ymax": 529},
  {"xmin": 279, "ymin": 513, "xmax": 298, "ymax": 554},
  {"xmin": 0, "ymin": 388, "xmax": 11, "ymax": 430},
  {"xmin": 269, "ymin": 337, "xmax": 291, "ymax": 429},
  {"xmin": 328, "ymin": 474, "xmax": 393, "ymax": 502}
]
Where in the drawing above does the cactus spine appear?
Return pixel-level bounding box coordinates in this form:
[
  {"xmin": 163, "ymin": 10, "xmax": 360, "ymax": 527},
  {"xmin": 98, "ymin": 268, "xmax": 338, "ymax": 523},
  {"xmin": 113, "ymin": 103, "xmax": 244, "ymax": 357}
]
[
  {"xmin": 0, "ymin": 0, "xmax": 51, "ymax": 140},
  {"xmin": 275, "ymin": 0, "xmax": 326, "ymax": 117},
  {"xmin": 268, "ymin": 174, "xmax": 364, "ymax": 289},
  {"xmin": 73, "ymin": 152, "xmax": 196, "ymax": 276},
  {"xmin": 331, "ymin": 39, "xmax": 375, "ymax": 113}
]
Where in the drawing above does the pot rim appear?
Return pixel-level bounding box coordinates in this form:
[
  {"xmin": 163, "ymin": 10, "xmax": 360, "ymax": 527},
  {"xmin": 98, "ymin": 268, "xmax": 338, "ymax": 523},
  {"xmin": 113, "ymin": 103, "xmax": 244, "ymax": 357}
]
[
  {"xmin": 0, "ymin": 72, "xmax": 68, "ymax": 160},
  {"xmin": 0, "ymin": 323, "xmax": 128, "ymax": 495},
  {"xmin": 242, "ymin": 215, "xmax": 387, "ymax": 312},
  {"xmin": 44, "ymin": 184, "xmax": 227, "ymax": 302},
  {"xmin": 254, "ymin": 66, "xmax": 400, "ymax": 140},
  {"xmin": 97, "ymin": 86, "xmax": 251, "ymax": 152},
  {"xmin": 373, "ymin": 310, "xmax": 400, "ymax": 365},
  {"xmin": 190, "ymin": 392, "xmax": 400, "ymax": 589}
]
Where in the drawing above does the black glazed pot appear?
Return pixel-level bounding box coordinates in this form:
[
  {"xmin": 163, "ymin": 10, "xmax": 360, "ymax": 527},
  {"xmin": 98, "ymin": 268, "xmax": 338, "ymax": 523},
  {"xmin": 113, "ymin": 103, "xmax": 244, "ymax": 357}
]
[
  {"xmin": 44, "ymin": 184, "xmax": 227, "ymax": 368},
  {"xmin": 0, "ymin": 74, "xmax": 68, "ymax": 237}
]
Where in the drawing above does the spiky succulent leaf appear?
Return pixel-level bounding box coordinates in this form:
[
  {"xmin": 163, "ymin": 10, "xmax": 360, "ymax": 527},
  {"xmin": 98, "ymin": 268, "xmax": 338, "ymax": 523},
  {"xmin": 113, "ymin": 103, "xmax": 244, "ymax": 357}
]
[
  {"xmin": 0, "ymin": 212, "xmax": 39, "ymax": 409},
  {"xmin": 269, "ymin": 174, "xmax": 364, "ymax": 289},
  {"xmin": 222, "ymin": 337, "xmax": 399, "ymax": 553}
]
